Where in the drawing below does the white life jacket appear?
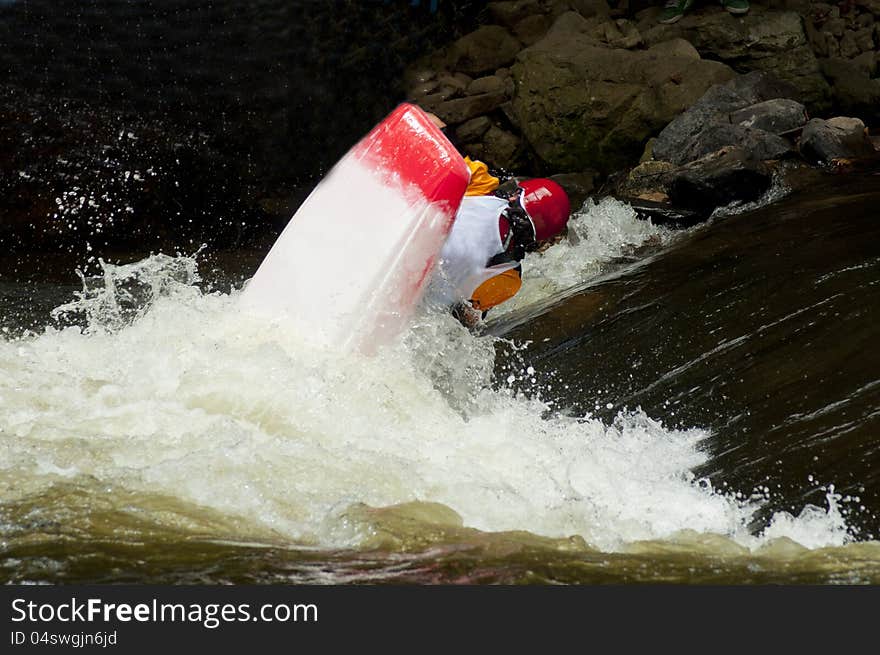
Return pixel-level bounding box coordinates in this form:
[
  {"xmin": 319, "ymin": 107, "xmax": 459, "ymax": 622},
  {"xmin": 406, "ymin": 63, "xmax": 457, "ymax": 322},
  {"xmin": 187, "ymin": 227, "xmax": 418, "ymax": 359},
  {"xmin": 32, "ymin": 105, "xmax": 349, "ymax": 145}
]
[{"xmin": 425, "ymin": 195, "xmax": 518, "ymax": 309}]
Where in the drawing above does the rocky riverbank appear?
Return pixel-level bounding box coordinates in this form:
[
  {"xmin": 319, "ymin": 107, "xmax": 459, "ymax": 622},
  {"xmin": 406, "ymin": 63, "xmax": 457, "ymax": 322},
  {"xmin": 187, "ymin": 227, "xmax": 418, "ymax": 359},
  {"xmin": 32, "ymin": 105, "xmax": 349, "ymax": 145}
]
[{"xmin": 408, "ymin": 0, "xmax": 880, "ymax": 220}]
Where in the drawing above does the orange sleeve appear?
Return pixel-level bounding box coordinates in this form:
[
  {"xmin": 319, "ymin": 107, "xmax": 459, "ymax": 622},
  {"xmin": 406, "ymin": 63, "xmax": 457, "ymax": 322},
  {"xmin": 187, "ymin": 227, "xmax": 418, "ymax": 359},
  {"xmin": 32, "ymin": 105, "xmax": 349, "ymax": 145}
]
[
  {"xmin": 464, "ymin": 156, "xmax": 500, "ymax": 196},
  {"xmin": 470, "ymin": 268, "xmax": 522, "ymax": 311}
]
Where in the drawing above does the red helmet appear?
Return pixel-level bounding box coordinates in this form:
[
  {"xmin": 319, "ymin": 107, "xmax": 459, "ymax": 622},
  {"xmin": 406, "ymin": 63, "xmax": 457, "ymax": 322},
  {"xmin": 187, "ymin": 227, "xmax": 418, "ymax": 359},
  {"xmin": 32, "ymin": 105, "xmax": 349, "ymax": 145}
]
[{"xmin": 518, "ymin": 178, "xmax": 571, "ymax": 241}]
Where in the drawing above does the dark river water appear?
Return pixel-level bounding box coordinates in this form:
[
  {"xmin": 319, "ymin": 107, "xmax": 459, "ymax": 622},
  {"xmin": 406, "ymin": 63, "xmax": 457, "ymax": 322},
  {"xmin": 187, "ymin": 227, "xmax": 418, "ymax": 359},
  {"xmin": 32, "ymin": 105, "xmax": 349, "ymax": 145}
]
[{"xmin": 2, "ymin": 1, "xmax": 880, "ymax": 584}]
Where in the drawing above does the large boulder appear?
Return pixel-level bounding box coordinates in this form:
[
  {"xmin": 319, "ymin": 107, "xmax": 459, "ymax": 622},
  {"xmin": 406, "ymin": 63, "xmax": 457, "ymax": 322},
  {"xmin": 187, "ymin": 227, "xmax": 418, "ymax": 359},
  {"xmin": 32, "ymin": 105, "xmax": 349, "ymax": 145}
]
[
  {"xmin": 798, "ymin": 117, "xmax": 876, "ymax": 164},
  {"xmin": 819, "ymin": 58, "xmax": 880, "ymax": 126},
  {"xmin": 641, "ymin": 9, "xmax": 832, "ymax": 113},
  {"xmin": 445, "ymin": 25, "xmax": 522, "ymax": 76},
  {"xmin": 653, "ymin": 73, "xmax": 805, "ymax": 166},
  {"xmin": 511, "ymin": 12, "xmax": 735, "ymax": 173}
]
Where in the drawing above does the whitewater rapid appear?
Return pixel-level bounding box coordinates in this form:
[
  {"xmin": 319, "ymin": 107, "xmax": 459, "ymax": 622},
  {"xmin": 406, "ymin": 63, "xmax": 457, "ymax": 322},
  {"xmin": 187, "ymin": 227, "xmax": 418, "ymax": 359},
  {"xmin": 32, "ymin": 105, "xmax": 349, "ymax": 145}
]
[{"xmin": 0, "ymin": 199, "xmax": 855, "ymax": 553}]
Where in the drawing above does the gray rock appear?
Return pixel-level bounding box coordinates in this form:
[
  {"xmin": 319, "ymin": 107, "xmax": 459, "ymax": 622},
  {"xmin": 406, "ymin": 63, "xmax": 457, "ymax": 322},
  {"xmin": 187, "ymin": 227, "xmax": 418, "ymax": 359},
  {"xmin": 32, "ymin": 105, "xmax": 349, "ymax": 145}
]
[
  {"xmin": 654, "ymin": 73, "xmax": 803, "ymax": 166},
  {"xmin": 667, "ymin": 147, "xmax": 772, "ymax": 213},
  {"xmin": 798, "ymin": 117, "xmax": 876, "ymax": 163},
  {"xmin": 680, "ymin": 123, "xmax": 794, "ymax": 164},
  {"xmin": 446, "ymin": 25, "xmax": 522, "ymax": 76},
  {"xmin": 729, "ymin": 99, "xmax": 807, "ymax": 135},
  {"xmin": 456, "ymin": 116, "xmax": 493, "ymax": 143},
  {"xmin": 725, "ymin": 71, "xmax": 801, "ymax": 105}
]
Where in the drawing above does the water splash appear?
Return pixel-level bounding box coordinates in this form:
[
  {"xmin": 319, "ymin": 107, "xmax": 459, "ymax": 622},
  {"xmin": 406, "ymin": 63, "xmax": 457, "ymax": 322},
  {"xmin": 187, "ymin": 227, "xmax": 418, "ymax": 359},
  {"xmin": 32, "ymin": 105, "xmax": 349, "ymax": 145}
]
[
  {"xmin": 0, "ymin": 251, "xmax": 860, "ymax": 557},
  {"xmin": 493, "ymin": 196, "xmax": 675, "ymax": 317}
]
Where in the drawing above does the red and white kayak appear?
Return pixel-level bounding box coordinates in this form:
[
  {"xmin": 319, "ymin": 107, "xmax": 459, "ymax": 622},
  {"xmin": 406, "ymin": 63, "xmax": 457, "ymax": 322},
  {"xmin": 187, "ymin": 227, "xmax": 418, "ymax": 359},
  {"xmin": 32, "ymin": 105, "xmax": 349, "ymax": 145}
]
[{"xmin": 240, "ymin": 103, "xmax": 470, "ymax": 352}]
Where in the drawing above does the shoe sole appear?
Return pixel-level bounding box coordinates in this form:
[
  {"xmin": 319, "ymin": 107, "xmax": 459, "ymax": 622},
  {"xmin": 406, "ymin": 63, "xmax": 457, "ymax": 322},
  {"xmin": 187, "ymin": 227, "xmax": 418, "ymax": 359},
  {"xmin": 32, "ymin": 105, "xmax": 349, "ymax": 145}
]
[
  {"xmin": 659, "ymin": 14, "xmax": 684, "ymax": 23},
  {"xmin": 723, "ymin": 6, "xmax": 749, "ymax": 13}
]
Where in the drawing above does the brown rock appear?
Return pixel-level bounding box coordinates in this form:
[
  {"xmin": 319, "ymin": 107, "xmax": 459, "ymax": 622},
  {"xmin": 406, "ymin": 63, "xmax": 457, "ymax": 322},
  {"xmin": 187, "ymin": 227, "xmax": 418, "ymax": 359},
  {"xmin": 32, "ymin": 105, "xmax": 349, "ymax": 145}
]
[
  {"xmin": 852, "ymin": 51, "xmax": 877, "ymax": 77},
  {"xmin": 798, "ymin": 116, "xmax": 876, "ymax": 163},
  {"xmin": 446, "ymin": 26, "xmax": 522, "ymax": 76},
  {"xmin": 456, "ymin": 116, "xmax": 493, "ymax": 143},
  {"xmin": 617, "ymin": 160, "xmax": 676, "ymax": 198},
  {"xmin": 839, "ymin": 31, "xmax": 861, "ymax": 58},
  {"xmin": 823, "ymin": 18, "xmax": 847, "ymax": 38},
  {"xmin": 513, "ymin": 14, "xmax": 551, "ymax": 46},
  {"xmin": 647, "ymin": 38, "xmax": 701, "ymax": 61},
  {"xmin": 467, "ymin": 75, "xmax": 508, "ymax": 97},
  {"xmin": 550, "ymin": 171, "xmax": 597, "ymax": 209},
  {"xmin": 488, "ymin": 0, "xmax": 544, "ymax": 29},
  {"xmin": 434, "ymin": 92, "xmax": 508, "ymax": 125},
  {"xmin": 854, "ymin": 27, "xmax": 875, "ymax": 52}
]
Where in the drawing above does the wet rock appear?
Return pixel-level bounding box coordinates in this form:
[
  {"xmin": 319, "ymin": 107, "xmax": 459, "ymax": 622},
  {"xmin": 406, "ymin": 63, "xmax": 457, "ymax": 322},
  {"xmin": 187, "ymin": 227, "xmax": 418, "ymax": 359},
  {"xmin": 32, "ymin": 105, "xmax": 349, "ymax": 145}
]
[
  {"xmin": 729, "ymin": 99, "xmax": 808, "ymax": 135},
  {"xmin": 654, "ymin": 74, "xmax": 799, "ymax": 166},
  {"xmin": 455, "ymin": 116, "xmax": 493, "ymax": 144},
  {"xmin": 570, "ymin": 0, "xmax": 611, "ymax": 18},
  {"xmin": 628, "ymin": 198, "xmax": 705, "ymax": 228},
  {"xmin": 513, "ymin": 14, "xmax": 551, "ymax": 46},
  {"xmin": 797, "ymin": 116, "xmax": 876, "ymax": 163},
  {"xmin": 854, "ymin": 27, "xmax": 876, "ymax": 52},
  {"xmin": 617, "ymin": 160, "xmax": 676, "ymax": 199},
  {"xmin": 488, "ymin": 0, "xmax": 544, "ymax": 28},
  {"xmin": 467, "ymin": 75, "xmax": 508, "ymax": 97},
  {"xmin": 820, "ymin": 57, "xmax": 880, "ymax": 124},
  {"xmin": 823, "ymin": 18, "xmax": 847, "ymax": 38},
  {"xmin": 437, "ymin": 74, "xmax": 470, "ymax": 97},
  {"xmin": 433, "ymin": 91, "xmax": 509, "ymax": 125},
  {"xmin": 666, "ymin": 147, "xmax": 772, "ymax": 214},
  {"xmin": 839, "ymin": 31, "xmax": 861, "ymax": 59},
  {"xmin": 852, "ymin": 51, "xmax": 878, "ymax": 78},
  {"xmin": 464, "ymin": 125, "xmax": 522, "ymax": 171},
  {"xmin": 512, "ymin": 13, "xmax": 735, "ymax": 173},
  {"xmin": 550, "ymin": 171, "xmax": 597, "ymax": 209},
  {"xmin": 642, "ymin": 9, "xmax": 832, "ymax": 113},
  {"xmin": 446, "ymin": 25, "xmax": 522, "ymax": 76},
  {"xmin": 647, "ymin": 37, "xmax": 700, "ymax": 60},
  {"xmin": 855, "ymin": 12, "xmax": 875, "ymax": 29},
  {"xmin": 724, "ymin": 71, "xmax": 802, "ymax": 106}
]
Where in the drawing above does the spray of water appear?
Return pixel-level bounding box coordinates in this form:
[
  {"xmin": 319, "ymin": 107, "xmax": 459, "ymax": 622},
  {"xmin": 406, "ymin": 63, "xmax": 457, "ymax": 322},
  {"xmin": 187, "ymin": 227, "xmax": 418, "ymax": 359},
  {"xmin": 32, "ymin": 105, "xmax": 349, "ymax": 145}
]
[{"xmin": 0, "ymin": 199, "xmax": 857, "ymax": 555}]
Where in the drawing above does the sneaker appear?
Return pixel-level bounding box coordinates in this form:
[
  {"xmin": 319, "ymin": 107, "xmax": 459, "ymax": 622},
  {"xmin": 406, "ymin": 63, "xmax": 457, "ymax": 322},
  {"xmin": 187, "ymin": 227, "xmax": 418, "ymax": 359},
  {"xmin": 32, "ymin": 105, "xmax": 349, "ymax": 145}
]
[
  {"xmin": 658, "ymin": 0, "xmax": 694, "ymax": 24},
  {"xmin": 721, "ymin": 0, "xmax": 750, "ymax": 14}
]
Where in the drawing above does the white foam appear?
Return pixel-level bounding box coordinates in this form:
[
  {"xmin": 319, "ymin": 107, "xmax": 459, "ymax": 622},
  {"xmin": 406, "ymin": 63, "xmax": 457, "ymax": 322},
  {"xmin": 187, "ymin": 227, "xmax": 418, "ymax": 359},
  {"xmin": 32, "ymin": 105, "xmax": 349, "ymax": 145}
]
[
  {"xmin": 0, "ymin": 253, "xmax": 857, "ymax": 552},
  {"xmin": 492, "ymin": 197, "xmax": 675, "ymax": 317}
]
